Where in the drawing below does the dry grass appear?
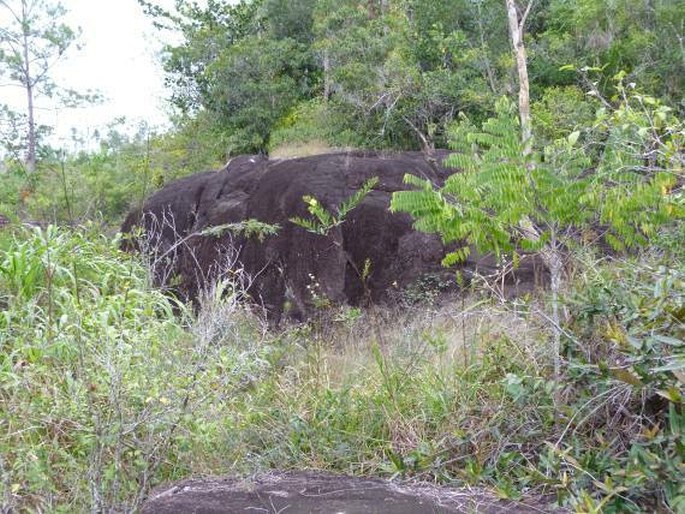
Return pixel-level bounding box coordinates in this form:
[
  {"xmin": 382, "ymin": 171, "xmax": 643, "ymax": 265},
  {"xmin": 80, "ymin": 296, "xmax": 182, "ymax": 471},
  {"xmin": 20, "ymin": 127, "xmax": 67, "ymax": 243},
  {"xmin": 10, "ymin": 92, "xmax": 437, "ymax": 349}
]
[
  {"xmin": 297, "ymin": 296, "xmax": 547, "ymax": 390},
  {"xmin": 269, "ymin": 140, "xmax": 347, "ymax": 159}
]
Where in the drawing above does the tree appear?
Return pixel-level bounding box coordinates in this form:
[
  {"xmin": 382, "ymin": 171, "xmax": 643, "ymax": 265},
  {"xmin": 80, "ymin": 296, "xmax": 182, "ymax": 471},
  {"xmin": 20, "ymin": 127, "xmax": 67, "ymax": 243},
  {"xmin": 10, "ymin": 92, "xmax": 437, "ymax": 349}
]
[
  {"xmin": 138, "ymin": 0, "xmax": 266, "ymax": 116},
  {"xmin": 141, "ymin": 0, "xmax": 684, "ymax": 155},
  {"xmin": 505, "ymin": 0, "xmax": 532, "ymax": 154},
  {"xmin": 0, "ymin": 0, "xmax": 81, "ymax": 173},
  {"xmin": 391, "ymin": 88, "xmax": 682, "ymax": 405},
  {"xmin": 140, "ymin": 0, "xmax": 317, "ymax": 155},
  {"xmin": 390, "ymin": 0, "xmax": 683, "ymax": 405},
  {"xmin": 311, "ymin": 0, "xmax": 509, "ymax": 151},
  {"xmin": 530, "ymin": 0, "xmax": 685, "ymax": 111},
  {"xmin": 204, "ymin": 36, "xmax": 313, "ymax": 154}
]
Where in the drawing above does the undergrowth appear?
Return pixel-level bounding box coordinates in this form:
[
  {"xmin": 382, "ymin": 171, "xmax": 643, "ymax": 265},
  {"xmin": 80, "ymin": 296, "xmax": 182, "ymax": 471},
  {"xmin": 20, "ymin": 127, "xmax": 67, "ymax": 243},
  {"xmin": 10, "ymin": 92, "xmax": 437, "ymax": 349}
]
[
  {"xmin": 1, "ymin": 225, "xmax": 683, "ymax": 512},
  {"xmin": 0, "ymin": 225, "xmax": 270, "ymax": 512}
]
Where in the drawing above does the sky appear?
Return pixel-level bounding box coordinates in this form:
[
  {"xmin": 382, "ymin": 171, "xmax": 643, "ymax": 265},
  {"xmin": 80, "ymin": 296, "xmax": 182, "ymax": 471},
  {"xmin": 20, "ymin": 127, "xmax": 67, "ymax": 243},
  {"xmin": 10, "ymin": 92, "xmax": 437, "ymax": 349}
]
[{"xmin": 2, "ymin": 0, "xmax": 179, "ymax": 152}]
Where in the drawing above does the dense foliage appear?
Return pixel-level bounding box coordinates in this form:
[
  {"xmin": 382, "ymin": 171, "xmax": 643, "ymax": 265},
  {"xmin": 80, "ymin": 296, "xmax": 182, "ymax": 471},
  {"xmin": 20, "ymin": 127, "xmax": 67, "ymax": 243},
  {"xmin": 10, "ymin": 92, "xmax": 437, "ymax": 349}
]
[
  {"xmin": 138, "ymin": 0, "xmax": 684, "ymax": 157},
  {"xmin": 1, "ymin": 227, "xmax": 682, "ymax": 512},
  {"xmin": 3, "ymin": 0, "xmax": 684, "ymax": 223},
  {"xmin": 391, "ymin": 84, "xmax": 682, "ymax": 371},
  {"xmin": 0, "ymin": 120, "xmax": 224, "ymax": 224},
  {"xmin": 0, "ymin": 226, "xmax": 272, "ymax": 511}
]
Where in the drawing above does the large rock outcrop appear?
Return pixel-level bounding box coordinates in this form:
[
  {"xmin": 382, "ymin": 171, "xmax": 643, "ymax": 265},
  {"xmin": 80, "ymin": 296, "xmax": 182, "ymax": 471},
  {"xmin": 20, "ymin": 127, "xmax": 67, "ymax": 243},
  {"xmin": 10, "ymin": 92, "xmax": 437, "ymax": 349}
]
[
  {"xmin": 122, "ymin": 151, "xmax": 540, "ymax": 321},
  {"xmin": 141, "ymin": 472, "xmax": 564, "ymax": 513}
]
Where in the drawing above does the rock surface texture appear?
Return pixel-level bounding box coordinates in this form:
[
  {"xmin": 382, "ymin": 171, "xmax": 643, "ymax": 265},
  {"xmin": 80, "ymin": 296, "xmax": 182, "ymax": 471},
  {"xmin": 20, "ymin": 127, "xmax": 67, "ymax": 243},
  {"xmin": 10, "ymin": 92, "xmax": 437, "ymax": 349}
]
[
  {"xmin": 122, "ymin": 151, "xmax": 541, "ymax": 320},
  {"xmin": 141, "ymin": 472, "xmax": 564, "ymax": 514}
]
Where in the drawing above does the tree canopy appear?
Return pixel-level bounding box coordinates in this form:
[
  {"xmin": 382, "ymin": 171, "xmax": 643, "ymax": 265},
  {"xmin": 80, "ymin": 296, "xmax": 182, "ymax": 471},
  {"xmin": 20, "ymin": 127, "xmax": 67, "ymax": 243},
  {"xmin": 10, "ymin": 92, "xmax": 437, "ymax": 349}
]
[
  {"xmin": 0, "ymin": 0, "xmax": 91, "ymax": 172},
  {"xmin": 139, "ymin": 0, "xmax": 684, "ymax": 157}
]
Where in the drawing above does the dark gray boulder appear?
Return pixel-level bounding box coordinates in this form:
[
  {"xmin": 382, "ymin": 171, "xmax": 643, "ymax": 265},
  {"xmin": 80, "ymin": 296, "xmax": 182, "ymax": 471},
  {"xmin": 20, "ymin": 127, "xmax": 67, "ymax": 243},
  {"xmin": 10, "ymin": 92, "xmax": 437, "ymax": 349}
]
[
  {"xmin": 141, "ymin": 472, "xmax": 565, "ymax": 514},
  {"xmin": 122, "ymin": 151, "xmax": 540, "ymax": 321}
]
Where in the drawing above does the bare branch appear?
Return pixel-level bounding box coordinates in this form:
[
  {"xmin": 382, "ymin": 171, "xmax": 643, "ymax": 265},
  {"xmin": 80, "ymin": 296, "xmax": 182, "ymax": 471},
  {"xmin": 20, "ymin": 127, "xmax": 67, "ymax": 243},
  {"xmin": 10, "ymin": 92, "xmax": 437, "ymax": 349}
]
[{"xmin": 519, "ymin": 0, "xmax": 535, "ymax": 31}]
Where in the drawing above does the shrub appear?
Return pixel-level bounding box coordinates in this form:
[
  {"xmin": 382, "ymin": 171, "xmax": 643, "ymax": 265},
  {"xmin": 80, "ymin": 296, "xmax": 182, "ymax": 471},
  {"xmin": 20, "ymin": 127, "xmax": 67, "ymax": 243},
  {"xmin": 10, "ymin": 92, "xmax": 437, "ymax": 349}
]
[
  {"xmin": 0, "ymin": 225, "xmax": 270, "ymax": 512},
  {"xmin": 1, "ymin": 225, "xmax": 682, "ymax": 512},
  {"xmin": 559, "ymin": 254, "xmax": 684, "ymax": 512}
]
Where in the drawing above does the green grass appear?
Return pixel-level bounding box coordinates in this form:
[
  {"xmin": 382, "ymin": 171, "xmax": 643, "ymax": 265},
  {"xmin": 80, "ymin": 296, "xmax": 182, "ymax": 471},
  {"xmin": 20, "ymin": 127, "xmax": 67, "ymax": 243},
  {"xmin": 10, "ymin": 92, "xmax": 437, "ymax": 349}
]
[{"xmin": 1, "ymin": 225, "xmax": 683, "ymax": 513}]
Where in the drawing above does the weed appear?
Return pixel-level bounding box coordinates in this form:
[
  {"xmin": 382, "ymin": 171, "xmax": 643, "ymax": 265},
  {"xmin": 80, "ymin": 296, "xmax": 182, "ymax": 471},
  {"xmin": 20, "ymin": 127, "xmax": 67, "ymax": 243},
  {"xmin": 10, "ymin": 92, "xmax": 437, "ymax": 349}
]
[{"xmin": 1, "ymin": 226, "xmax": 682, "ymax": 512}]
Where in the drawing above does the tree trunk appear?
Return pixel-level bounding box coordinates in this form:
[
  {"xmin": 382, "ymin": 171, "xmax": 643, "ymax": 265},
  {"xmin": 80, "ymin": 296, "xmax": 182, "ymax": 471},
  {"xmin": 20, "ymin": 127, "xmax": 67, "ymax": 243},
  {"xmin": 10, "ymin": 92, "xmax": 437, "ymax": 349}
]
[
  {"xmin": 545, "ymin": 241, "xmax": 564, "ymax": 406},
  {"xmin": 323, "ymin": 49, "xmax": 331, "ymax": 100},
  {"xmin": 402, "ymin": 116, "xmax": 434, "ymax": 154},
  {"xmin": 505, "ymin": 0, "xmax": 532, "ymax": 155},
  {"xmin": 22, "ymin": 0, "xmax": 36, "ymax": 174},
  {"xmin": 25, "ymin": 82, "xmax": 36, "ymax": 174},
  {"xmin": 506, "ymin": 1, "xmax": 565, "ymax": 408}
]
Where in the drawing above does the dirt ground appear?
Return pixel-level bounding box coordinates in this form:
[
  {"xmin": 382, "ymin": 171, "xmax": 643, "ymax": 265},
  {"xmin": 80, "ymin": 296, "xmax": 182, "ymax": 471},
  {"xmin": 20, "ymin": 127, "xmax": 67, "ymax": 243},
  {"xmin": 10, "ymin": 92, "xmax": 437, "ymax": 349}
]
[{"xmin": 142, "ymin": 471, "xmax": 565, "ymax": 513}]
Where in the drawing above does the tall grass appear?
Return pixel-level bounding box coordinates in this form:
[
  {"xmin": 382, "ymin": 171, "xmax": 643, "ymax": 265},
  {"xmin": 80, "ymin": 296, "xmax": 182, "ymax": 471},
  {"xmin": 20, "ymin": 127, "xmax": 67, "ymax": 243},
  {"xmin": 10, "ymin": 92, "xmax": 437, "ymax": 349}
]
[
  {"xmin": 1, "ymin": 225, "xmax": 682, "ymax": 512},
  {"xmin": 0, "ymin": 226, "xmax": 270, "ymax": 512}
]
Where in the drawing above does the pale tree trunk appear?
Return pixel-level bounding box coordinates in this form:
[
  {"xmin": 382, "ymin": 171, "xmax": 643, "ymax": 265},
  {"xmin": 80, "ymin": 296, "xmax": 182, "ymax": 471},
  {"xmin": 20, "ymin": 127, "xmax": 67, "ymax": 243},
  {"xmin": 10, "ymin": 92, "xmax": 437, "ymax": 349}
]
[
  {"xmin": 521, "ymin": 223, "xmax": 565, "ymax": 408},
  {"xmin": 402, "ymin": 115, "xmax": 434, "ymax": 154},
  {"xmin": 21, "ymin": 0, "xmax": 37, "ymax": 174},
  {"xmin": 505, "ymin": 0, "xmax": 532, "ymax": 155},
  {"xmin": 25, "ymin": 75, "xmax": 37, "ymax": 174},
  {"xmin": 505, "ymin": 1, "xmax": 564, "ymax": 404},
  {"xmin": 545, "ymin": 235, "xmax": 564, "ymax": 406},
  {"xmin": 322, "ymin": 49, "xmax": 331, "ymax": 100}
]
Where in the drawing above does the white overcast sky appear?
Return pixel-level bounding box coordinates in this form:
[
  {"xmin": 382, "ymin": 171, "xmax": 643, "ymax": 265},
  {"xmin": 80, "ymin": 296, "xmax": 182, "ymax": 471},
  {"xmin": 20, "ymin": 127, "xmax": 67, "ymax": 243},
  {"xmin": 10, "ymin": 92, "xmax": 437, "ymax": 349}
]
[{"xmin": 3, "ymin": 0, "xmax": 183, "ymax": 151}]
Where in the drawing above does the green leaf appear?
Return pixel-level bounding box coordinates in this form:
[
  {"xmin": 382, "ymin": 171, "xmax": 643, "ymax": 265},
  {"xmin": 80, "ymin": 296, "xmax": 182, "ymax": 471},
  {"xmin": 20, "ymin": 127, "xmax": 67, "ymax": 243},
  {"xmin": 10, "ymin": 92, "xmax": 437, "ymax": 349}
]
[
  {"xmin": 652, "ymin": 335, "xmax": 684, "ymax": 347},
  {"xmin": 652, "ymin": 359, "xmax": 685, "ymax": 373},
  {"xmin": 656, "ymin": 388, "xmax": 683, "ymax": 404},
  {"xmin": 441, "ymin": 247, "xmax": 470, "ymax": 267},
  {"xmin": 291, "ymin": 177, "xmax": 377, "ymax": 236}
]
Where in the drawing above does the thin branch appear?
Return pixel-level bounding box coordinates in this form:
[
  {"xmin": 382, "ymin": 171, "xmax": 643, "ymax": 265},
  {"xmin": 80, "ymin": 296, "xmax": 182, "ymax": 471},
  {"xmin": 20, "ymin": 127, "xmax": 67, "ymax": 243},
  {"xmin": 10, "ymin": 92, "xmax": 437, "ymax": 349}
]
[
  {"xmin": 519, "ymin": 0, "xmax": 535, "ymax": 31},
  {"xmin": 0, "ymin": 0, "xmax": 24, "ymax": 25},
  {"xmin": 402, "ymin": 114, "xmax": 433, "ymax": 152}
]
